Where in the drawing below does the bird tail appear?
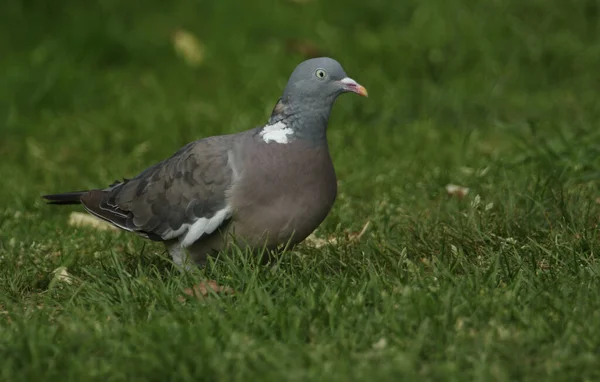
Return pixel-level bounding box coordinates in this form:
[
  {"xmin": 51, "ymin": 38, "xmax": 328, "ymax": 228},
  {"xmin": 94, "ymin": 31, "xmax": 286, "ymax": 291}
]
[{"xmin": 42, "ymin": 191, "xmax": 88, "ymax": 205}]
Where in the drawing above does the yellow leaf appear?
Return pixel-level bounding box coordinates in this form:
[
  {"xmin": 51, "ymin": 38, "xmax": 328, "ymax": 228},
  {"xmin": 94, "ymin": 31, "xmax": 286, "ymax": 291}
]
[
  {"xmin": 172, "ymin": 29, "xmax": 205, "ymax": 67},
  {"xmin": 305, "ymin": 220, "xmax": 370, "ymax": 248},
  {"xmin": 178, "ymin": 280, "xmax": 235, "ymax": 302},
  {"xmin": 68, "ymin": 212, "xmax": 119, "ymax": 232},
  {"xmin": 445, "ymin": 184, "xmax": 470, "ymax": 199},
  {"xmin": 52, "ymin": 266, "xmax": 73, "ymax": 284}
]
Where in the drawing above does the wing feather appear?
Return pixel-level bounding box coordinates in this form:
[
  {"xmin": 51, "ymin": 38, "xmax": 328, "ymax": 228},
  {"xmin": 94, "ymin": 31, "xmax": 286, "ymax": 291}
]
[{"xmin": 80, "ymin": 136, "xmax": 235, "ymax": 243}]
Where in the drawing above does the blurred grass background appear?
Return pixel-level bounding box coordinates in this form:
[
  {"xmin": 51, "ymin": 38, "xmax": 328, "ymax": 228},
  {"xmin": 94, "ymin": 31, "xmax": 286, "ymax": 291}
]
[{"xmin": 1, "ymin": 0, "xmax": 600, "ymax": 380}]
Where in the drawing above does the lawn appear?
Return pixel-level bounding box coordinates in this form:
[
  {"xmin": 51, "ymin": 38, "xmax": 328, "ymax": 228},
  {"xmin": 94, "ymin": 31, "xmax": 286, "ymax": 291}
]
[{"xmin": 1, "ymin": 0, "xmax": 600, "ymax": 380}]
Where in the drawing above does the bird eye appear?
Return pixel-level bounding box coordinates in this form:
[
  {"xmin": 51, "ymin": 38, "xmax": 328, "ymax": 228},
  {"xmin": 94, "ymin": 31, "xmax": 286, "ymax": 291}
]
[{"xmin": 315, "ymin": 69, "xmax": 327, "ymax": 79}]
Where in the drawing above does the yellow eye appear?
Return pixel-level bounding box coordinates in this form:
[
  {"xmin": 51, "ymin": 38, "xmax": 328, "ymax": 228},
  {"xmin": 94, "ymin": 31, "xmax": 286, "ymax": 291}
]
[{"xmin": 315, "ymin": 69, "xmax": 327, "ymax": 79}]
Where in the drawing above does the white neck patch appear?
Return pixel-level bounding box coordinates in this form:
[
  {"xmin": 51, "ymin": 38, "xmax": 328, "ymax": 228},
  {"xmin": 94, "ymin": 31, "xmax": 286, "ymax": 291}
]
[{"xmin": 260, "ymin": 121, "xmax": 294, "ymax": 144}]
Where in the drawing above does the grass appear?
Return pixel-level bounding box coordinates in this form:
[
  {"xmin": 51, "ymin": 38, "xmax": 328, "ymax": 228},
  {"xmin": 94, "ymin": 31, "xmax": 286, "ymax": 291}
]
[{"xmin": 1, "ymin": 0, "xmax": 600, "ymax": 380}]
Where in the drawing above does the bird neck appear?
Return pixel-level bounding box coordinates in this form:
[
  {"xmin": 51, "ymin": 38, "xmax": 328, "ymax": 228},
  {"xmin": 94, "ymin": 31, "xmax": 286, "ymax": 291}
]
[{"xmin": 267, "ymin": 98, "xmax": 331, "ymax": 144}]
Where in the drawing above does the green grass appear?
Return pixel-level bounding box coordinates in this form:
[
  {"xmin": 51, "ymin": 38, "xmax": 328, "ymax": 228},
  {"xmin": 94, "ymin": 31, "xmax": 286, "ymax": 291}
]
[{"xmin": 1, "ymin": 0, "xmax": 600, "ymax": 380}]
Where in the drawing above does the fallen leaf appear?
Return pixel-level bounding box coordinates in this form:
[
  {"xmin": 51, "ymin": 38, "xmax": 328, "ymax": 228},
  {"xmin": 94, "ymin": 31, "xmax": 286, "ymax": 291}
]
[
  {"xmin": 285, "ymin": 39, "xmax": 324, "ymax": 59},
  {"xmin": 69, "ymin": 212, "xmax": 119, "ymax": 232},
  {"xmin": 537, "ymin": 260, "xmax": 550, "ymax": 270},
  {"xmin": 348, "ymin": 220, "xmax": 370, "ymax": 241},
  {"xmin": 445, "ymin": 184, "xmax": 470, "ymax": 199},
  {"xmin": 459, "ymin": 167, "xmax": 474, "ymax": 175},
  {"xmin": 420, "ymin": 257, "xmax": 431, "ymax": 267},
  {"xmin": 179, "ymin": 280, "xmax": 235, "ymax": 301},
  {"xmin": 372, "ymin": 338, "xmax": 387, "ymax": 350},
  {"xmin": 0, "ymin": 305, "xmax": 11, "ymax": 324},
  {"xmin": 305, "ymin": 220, "xmax": 370, "ymax": 248},
  {"xmin": 172, "ymin": 29, "xmax": 205, "ymax": 67},
  {"xmin": 52, "ymin": 266, "xmax": 73, "ymax": 284},
  {"xmin": 304, "ymin": 234, "xmax": 335, "ymax": 248}
]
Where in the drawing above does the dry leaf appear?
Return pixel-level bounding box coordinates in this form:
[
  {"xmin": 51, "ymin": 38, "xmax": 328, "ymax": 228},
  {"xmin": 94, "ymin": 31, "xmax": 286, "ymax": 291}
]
[
  {"xmin": 69, "ymin": 212, "xmax": 119, "ymax": 232},
  {"xmin": 304, "ymin": 234, "xmax": 335, "ymax": 248},
  {"xmin": 172, "ymin": 29, "xmax": 205, "ymax": 67},
  {"xmin": 445, "ymin": 184, "xmax": 470, "ymax": 199},
  {"xmin": 285, "ymin": 39, "xmax": 324, "ymax": 59},
  {"xmin": 305, "ymin": 220, "xmax": 370, "ymax": 248},
  {"xmin": 0, "ymin": 305, "xmax": 11, "ymax": 324},
  {"xmin": 179, "ymin": 280, "xmax": 235, "ymax": 301},
  {"xmin": 537, "ymin": 260, "xmax": 550, "ymax": 270},
  {"xmin": 372, "ymin": 338, "xmax": 388, "ymax": 350},
  {"xmin": 348, "ymin": 220, "xmax": 370, "ymax": 241},
  {"xmin": 52, "ymin": 266, "xmax": 73, "ymax": 284}
]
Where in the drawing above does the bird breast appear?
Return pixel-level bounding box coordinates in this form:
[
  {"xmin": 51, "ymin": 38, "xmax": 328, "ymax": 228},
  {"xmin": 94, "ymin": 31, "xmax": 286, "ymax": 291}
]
[{"xmin": 229, "ymin": 138, "xmax": 337, "ymax": 249}]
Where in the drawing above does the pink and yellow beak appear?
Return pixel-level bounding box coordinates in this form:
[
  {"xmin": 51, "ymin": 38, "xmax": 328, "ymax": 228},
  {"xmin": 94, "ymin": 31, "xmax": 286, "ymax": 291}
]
[{"xmin": 339, "ymin": 77, "xmax": 368, "ymax": 97}]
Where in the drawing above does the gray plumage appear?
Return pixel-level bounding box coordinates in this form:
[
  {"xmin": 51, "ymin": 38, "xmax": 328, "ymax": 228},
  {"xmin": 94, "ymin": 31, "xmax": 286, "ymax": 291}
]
[{"xmin": 43, "ymin": 57, "xmax": 368, "ymax": 269}]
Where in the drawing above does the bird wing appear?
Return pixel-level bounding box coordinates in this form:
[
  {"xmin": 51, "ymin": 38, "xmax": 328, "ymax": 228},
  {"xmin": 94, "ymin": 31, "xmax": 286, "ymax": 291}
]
[{"xmin": 81, "ymin": 137, "xmax": 236, "ymax": 246}]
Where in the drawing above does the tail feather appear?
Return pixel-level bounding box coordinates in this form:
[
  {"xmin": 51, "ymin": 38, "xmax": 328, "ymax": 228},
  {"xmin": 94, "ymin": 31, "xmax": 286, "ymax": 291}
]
[{"xmin": 42, "ymin": 191, "xmax": 88, "ymax": 205}]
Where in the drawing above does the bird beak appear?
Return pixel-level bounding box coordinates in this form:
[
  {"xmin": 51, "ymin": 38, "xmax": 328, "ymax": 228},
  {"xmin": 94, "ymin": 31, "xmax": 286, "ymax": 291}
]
[{"xmin": 339, "ymin": 77, "xmax": 368, "ymax": 97}]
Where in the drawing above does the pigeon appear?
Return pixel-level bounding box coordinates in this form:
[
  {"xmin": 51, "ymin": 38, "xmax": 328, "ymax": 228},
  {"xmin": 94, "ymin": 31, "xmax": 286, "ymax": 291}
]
[{"xmin": 43, "ymin": 57, "xmax": 368, "ymax": 270}]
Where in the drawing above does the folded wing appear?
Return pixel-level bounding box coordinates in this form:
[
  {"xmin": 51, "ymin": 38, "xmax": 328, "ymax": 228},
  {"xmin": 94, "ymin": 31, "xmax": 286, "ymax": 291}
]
[{"xmin": 81, "ymin": 137, "xmax": 235, "ymax": 246}]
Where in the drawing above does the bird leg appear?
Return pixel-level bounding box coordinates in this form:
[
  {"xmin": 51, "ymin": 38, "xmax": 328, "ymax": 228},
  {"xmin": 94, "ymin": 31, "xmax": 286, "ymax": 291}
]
[{"xmin": 165, "ymin": 241, "xmax": 195, "ymax": 272}]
